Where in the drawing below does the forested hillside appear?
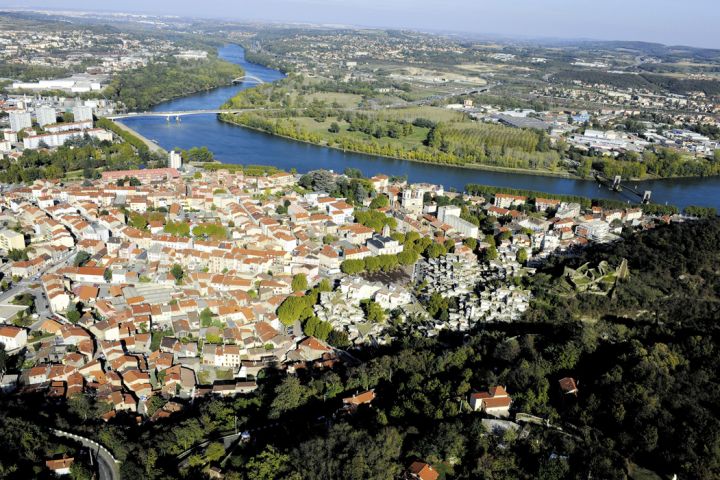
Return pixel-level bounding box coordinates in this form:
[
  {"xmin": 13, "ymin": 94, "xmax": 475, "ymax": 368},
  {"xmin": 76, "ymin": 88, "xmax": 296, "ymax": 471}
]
[
  {"xmin": 1, "ymin": 219, "xmax": 719, "ymax": 479},
  {"xmin": 104, "ymin": 56, "xmax": 243, "ymax": 111}
]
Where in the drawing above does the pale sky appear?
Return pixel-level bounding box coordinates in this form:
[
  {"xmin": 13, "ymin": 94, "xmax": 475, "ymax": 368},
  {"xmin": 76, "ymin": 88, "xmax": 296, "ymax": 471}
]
[{"xmin": 3, "ymin": 0, "xmax": 720, "ymax": 49}]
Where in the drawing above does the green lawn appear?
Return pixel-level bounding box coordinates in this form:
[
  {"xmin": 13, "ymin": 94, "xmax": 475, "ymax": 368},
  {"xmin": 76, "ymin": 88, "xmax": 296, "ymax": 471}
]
[{"xmin": 302, "ymin": 92, "xmax": 364, "ymax": 108}]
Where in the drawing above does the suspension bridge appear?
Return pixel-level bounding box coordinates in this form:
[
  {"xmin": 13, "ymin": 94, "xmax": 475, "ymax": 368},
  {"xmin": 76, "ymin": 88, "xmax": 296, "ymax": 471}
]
[{"xmin": 594, "ymin": 172, "xmax": 652, "ymax": 204}]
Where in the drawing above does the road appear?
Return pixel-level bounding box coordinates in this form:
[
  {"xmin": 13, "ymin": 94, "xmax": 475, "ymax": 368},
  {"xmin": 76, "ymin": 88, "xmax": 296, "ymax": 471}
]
[
  {"xmin": 176, "ymin": 431, "xmax": 245, "ymax": 459},
  {"xmin": 176, "ymin": 421, "xmax": 282, "ymax": 467},
  {"xmin": 51, "ymin": 429, "xmax": 120, "ymax": 480},
  {"xmin": 0, "ymin": 247, "xmax": 76, "ymax": 325}
]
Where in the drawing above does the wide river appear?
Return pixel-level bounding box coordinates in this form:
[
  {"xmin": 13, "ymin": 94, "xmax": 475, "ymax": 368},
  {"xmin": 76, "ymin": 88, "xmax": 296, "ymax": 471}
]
[{"xmin": 121, "ymin": 44, "xmax": 720, "ymax": 211}]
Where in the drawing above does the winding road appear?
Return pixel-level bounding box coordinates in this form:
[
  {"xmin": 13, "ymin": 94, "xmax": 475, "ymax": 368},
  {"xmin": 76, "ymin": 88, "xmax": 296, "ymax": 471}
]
[{"xmin": 51, "ymin": 429, "xmax": 120, "ymax": 480}]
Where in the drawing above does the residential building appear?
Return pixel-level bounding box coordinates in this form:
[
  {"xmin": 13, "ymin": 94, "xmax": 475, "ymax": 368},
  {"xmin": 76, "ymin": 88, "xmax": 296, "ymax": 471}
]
[
  {"xmin": 408, "ymin": 461, "xmax": 440, "ymax": 480},
  {"xmin": 0, "ymin": 325, "xmax": 28, "ymax": 350},
  {"xmin": 36, "ymin": 106, "xmax": 57, "ymax": 127},
  {"xmin": 0, "ymin": 228, "xmax": 25, "ymax": 250},
  {"xmin": 169, "ymin": 150, "xmax": 182, "ymax": 170},
  {"xmin": 559, "ymin": 377, "xmax": 579, "ymax": 396},
  {"xmin": 72, "ymin": 105, "xmax": 94, "ymax": 122},
  {"xmin": 45, "ymin": 457, "xmax": 74, "ymax": 476},
  {"xmin": 9, "ymin": 111, "xmax": 32, "ymax": 132},
  {"xmin": 494, "ymin": 194, "xmax": 527, "ymax": 209},
  {"xmin": 437, "ymin": 206, "xmax": 479, "ymax": 238},
  {"xmin": 469, "ymin": 386, "xmax": 512, "ymax": 417}
]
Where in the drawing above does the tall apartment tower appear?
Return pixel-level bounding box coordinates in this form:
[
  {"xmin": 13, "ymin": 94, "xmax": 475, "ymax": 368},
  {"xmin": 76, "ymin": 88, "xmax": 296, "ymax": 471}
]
[
  {"xmin": 36, "ymin": 106, "xmax": 57, "ymax": 127},
  {"xmin": 9, "ymin": 111, "xmax": 32, "ymax": 132},
  {"xmin": 168, "ymin": 150, "xmax": 182, "ymax": 170},
  {"xmin": 72, "ymin": 105, "xmax": 94, "ymax": 122}
]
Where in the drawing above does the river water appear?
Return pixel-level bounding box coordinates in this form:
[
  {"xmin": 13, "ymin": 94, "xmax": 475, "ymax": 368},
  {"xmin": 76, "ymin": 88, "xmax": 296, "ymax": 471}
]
[{"xmin": 120, "ymin": 44, "xmax": 720, "ymax": 211}]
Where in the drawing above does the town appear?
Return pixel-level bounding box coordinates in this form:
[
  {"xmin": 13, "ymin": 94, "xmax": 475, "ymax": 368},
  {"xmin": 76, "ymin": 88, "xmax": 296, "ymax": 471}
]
[
  {"xmin": 0, "ymin": 130, "xmax": 684, "ymax": 419},
  {"xmin": 0, "ymin": 6, "xmax": 719, "ymax": 480}
]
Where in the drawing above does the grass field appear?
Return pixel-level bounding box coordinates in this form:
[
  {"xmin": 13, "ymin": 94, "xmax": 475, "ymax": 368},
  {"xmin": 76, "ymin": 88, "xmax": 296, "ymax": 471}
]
[
  {"xmin": 301, "ymin": 92, "xmax": 364, "ymax": 107},
  {"xmin": 374, "ymin": 106, "xmax": 467, "ymax": 122}
]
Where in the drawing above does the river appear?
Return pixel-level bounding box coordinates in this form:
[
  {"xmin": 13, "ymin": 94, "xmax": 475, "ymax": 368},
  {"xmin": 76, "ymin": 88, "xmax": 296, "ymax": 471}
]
[{"xmin": 119, "ymin": 44, "xmax": 720, "ymax": 211}]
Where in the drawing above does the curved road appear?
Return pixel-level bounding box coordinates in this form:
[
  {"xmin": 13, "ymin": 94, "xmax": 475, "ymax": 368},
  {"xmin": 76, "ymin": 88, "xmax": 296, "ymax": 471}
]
[{"xmin": 51, "ymin": 429, "xmax": 120, "ymax": 480}]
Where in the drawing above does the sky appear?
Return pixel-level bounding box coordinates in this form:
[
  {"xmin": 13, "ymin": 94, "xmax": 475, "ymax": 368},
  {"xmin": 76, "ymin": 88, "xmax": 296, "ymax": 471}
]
[{"xmin": 2, "ymin": 0, "xmax": 720, "ymax": 49}]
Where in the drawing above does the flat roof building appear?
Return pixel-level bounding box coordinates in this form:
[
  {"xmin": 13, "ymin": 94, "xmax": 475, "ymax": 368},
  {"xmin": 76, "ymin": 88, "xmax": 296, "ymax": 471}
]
[{"xmin": 0, "ymin": 228, "xmax": 25, "ymax": 251}]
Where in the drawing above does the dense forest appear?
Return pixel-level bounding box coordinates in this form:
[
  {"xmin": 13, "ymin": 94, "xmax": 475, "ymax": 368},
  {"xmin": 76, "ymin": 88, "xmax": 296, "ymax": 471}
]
[
  {"xmin": 1, "ymin": 219, "xmax": 719, "ymax": 479},
  {"xmin": 104, "ymin": 56, "xmax": 244, "ymax": 111}
]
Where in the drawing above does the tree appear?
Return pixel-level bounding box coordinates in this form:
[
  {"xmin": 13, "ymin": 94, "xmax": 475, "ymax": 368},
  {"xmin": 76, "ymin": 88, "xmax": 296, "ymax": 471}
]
[
  {"xmin": 361, "ymin": 299, "xmax": 386, "ymax": 323},
  {"xmin": 398, "ymin": 249, "xmax": 419, "ymax": 266},
  {"xmin": 204, "ymin": 442, "xmax": 225, "ymax": 462},
  {"xmin": 341, "ymin": 259, "xmax": 365, "ymax": 275},
  {"xmin": 145, "ymin": 396, "xmax": 166, "ymax": 417},
  {"xmin": 129, "ymin": 213, "xmax": 147, "ymax": 230},
  {"xmin": 303, "ymin": 316, "xmax": 320, "ymax": 337},
  {"xmin": 0, "ymin": 344, "xmax": 7, "ymax": 375},
  {"xmin": 269, "ymin": 376, "xmax": 310, "ymax": 418},
  {"xmin": 7, "ymin": 249, "xmax": 28, "ymax": 262},
  {"xmin": 327, "ymin": 329, "xmax": 350, "ymax": 348},
  {"xmin": 200, "ymin": 307, "xmax": 214, "ymax": 327},
  {"xmin": 426, "ymin": 292, "xmax": 449, "ymax": 320},
  {"xmin": 292, "ymin": 274, "xmax": 308, "ymax": 292},
  {"xmin": 313, "ymin": 320, "xmax": 333, "ymax": 341},
  {"xmin": 364, "ymin": 256, "xmax": 381, "ymax": 273},
  {"xmin": 516, "ymin": 248, "xmax": 528, "ymax": 265},
  {"xmin": 68, "ymin": 393, "xmax": 94, "ymax": 422},
  {"xmin": 170, "ymin": 264, "xmax": 184, "ymax": 282},
  {"xmin": 369, "ymin": 194, "xmax": 389, "ymax": 209},
  {"xmin": 318, "ymin": 278, "xmax": 332, "ymax": 292},
  {"xmin": 277, "ymin": 296, "xmax": 313, "ymax": 326},
  {"xmin": 104, "ymin": 269, "xmax": 113, "ymax": 283},
  {"xmin": 66, "ymin": 304, "xmax": 81, "ymax": 323},
  {"xmin": 185, "ymin": 146, "xmax": 214, "ymax": 163},
  {"xmin": 73, "ymin": 251, "xmax": 91, "ymax": 267},
  {"xmin": 329, "ymin": 122, "xmax": 340, "ymax": 133},
  {"xmin": 424, "ymin": 242, "xmax": 447, "ymax": 259},
  {"xmin": 244, "ymin": 446, "xmax": 292, "ymax": 480},
  {"xmin": 70, "ymin": 461, "xmax": 93, "ymax": 480}
]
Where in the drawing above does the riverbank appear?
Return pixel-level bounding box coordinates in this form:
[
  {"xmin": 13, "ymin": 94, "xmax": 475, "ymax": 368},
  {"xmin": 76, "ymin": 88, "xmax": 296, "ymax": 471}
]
[
  {"xmin": 106, "ymin": 119, "xmax": 167, "ymax": 155},
  {"xmin": 217, "ymin": 114, "xmax": 584, "ymax": 181}
]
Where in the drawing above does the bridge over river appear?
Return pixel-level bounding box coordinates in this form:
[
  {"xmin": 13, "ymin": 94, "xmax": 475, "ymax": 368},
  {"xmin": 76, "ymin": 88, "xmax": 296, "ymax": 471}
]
[{"xmin": 106, "ymin": 108, "xmax": 269, "ymax": 120}]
